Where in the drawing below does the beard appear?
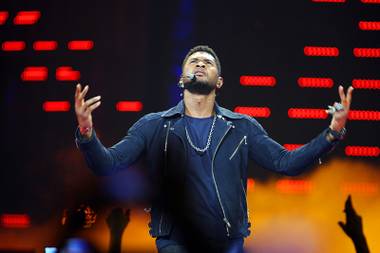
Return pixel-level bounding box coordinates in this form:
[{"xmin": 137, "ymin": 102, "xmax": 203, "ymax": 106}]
[{"xmin": 183, "ymin": 79, "xmax": 216, "ymax": 95}]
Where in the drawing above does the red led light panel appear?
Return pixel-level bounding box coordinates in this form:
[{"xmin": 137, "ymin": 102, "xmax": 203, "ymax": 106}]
[
  {"xmin": 298, "ymin": 77, "xmax": 333, "ymax": 88},
  {"xmin": 348, "ymin": 110, "xmax": 380, "ymax": 121},
  {"xmin": 345, "ymin": 146, "xmax": 380, "ymax": 157},
  {"xmin": 276, "ymin": 179, "xmax": 313, "ymax": 194},
  {"xmin": 361, "ymin": 0, "xmax": 380, "ymax": 3},
  {"xmin": 56, "ymin": 67, "xmax": 80, "ymax": 81},
  {"xmin": 240, "ymin": 75, "xmax": 276, "ymax": 87},
  {"xmin": 353, "ymin": 48, "xmax": 380, "ymax": 58},
  {"xmin": 352, "ymin": 79, "xmax": 380, "ymax": 89},
  {"xmin": 342, "ymin": 182, "xmax": 379, "ymax": 195},
  {"xmin": 288, "ymin": 108, "xmax": 328, "ymax": 119},
  {"xmin": 1, "ymin": 214, "xmax": 30, "ymax": 228},
  {"xmin": 116, "ymin": 101, "xmax": 143, "ymax": 112},
  {"xmin": 33, "ymin": 41, "xmax": 57, "ymax": 51},
  {"xmin": 68, "ymin": 40, "xmax": 94, "ymax": 51},
  {"xmin": 359, "ymin": 21, "xmax": 380, "ymax": 30},
  {"xmin": 0, "ymin": 11, "xmax": 8, "ymax": 25},
  {"xmin": 13, "ymin": 11, "xmax": 40, "ymax": 25},
  {"xmin": 312, "ymin": 0, "xmax": 345, "ymax": 2},
  {"xmin": 43, "ymin": 101, "xmax": 71, "ymax": 112},
  {"xmin": 2, "ymin": 41, "xmax": 26, "ymax": 51},
  {"xmin": 283, "ymin": 144, "xmax": 303, "ymax": 151},
  {"xmin": 21, "ymin": 67, "xmax": 48, "ymax": 81},
  {"xmin": 234, "ymin": 107, "xmax": 271, "ymax": 118},
  {"xmin": 304, "ymin": 46, "xmax": 339, "ymax": 57}
]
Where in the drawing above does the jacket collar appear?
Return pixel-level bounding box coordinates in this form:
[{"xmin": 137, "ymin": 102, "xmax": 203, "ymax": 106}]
[{"xmin": 161, "ymin": 99, "xmax": 244, "ymax": 119}]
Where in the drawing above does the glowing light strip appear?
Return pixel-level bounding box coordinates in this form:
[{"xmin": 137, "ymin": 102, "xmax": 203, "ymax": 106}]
[
  {"xmin": 345, "ymin": 146, "xmax": 380, "ymax": 157},
  {"xmin": 2, "ymin": 41, "xmax": 26, "ymax": 51},
  {"xmin": 298, "ymin": 77, "xmax": 334, "ymax": 88},
  {"xmin": 276, "ymin": 179, "xmax": 313, "ymax": 193},
  {"xmin": 361, "ymin": 0, "xmax": 380, "ymax": 3},
  {"xmin": 21, "ymin": 66, "xmax": 48, "ymax": 81},
  {"xmin": 0, "ymin": 11, "xmax": 8, "ymax": 25},
  {"xmin": 68, "ymin": 40, "xmax": 94, "ymax": 51},
  {"xmin": 116, "ymin": 101, "xmax": 143, "ymax": 112},
  {"xmin": 304, "ymin": 46, "xmax": 339, "ymax": 57},
  {"xmin": 234, "ymin": 107, "xmax": 271, "ymax": 118},
  {"xmin": 240, "ymin": 75, "xmax": 276, "ymax": 86},
  {"xmin": 288, "ymin": 108, "xmax": 328, "ymax": 119},
  {"xmin": 56, "ymin": 66, "xmax": 80, "ymax": 81},
  {"xmin": 348, "ymin": 110, "xmax": 380, "ymax": 120},
  {"xmin": 33, "ymin": 40, "xmax": 57, "ymax": 51},
  {"xmin": 352, "ymin": 79, "xmax": 380, "ymax": 89},
  {"xmin": 13, "ymin": 11, "xmax": 40, "ymax": 25},
  {"xmin": 359, "ymin": 21, "xmax": 380, "ymax": 30},
  {"xmin": 353, "ymin": 48, "xmax": 380, "ymax": 58},
  {"xmin": 1, "ymin": 214, "xmax": 30, "ymax": 228},
  {"xmin": 342, "ymin": 182, "xmax": 379, "ymax": 195},
  {"xmin": 283, "ymin": 144, "xmax": 303, "ymax": 151},
  {"xmin": 43, "ymin": 101, "xmax": 71, "ymax": 112}
]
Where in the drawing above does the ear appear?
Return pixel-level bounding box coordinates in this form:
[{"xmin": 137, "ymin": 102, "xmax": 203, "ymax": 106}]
[{"xmin": 216, "ymin": 76, "xmax": 224, "ymax": 89}]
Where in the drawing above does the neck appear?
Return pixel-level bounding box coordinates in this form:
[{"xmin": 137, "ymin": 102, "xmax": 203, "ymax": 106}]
[{"xmin": 183, "ymin": 90, "xmax": 216, "ymax": 118}]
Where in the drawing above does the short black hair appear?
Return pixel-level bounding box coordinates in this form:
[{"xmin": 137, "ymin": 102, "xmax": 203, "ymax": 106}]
[{"xmin": 182, "ymin": 45, "xmax": 221, "ymax": 75}]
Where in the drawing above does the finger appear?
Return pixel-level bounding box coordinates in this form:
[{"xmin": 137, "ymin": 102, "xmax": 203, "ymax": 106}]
[
  {"xmin": 86, "ymin": 101, "xmax": 101, "ymax": 112},
  {"xmin": 338, "ymin": 85, "xmax": 345, "ymax": 102},
  {"xmin": 75, "ymin": 83, "xmax": 81, "ymax": 98},
  {"xmin": 346, "ymin": 86, "xmax": 354, "ymax": 108},
  {"xmin": 84, "ymin": 96, "xmax": 101, "ymax": 107},
  {"xmin": 338, "ymin": 221, "xmax": 347, "ymax": 233},
  {"xmin": 78, "ymin": 85, "xmax": 89, "ymax": 100}
]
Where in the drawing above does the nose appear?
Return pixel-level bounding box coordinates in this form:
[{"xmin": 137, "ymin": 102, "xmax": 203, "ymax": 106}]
[{"xmin": 196, "ymin": 61, "xmax": 206, "ymax": 68}]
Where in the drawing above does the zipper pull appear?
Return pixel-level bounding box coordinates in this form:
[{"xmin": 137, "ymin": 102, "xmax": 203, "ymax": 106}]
[
  {"xmin": 244, "ymin": 135, "xmax": 247, "ymax": 145},
  {"xmin": 223, "ymin": 217, "xmax": 231, "ymax": 228}
]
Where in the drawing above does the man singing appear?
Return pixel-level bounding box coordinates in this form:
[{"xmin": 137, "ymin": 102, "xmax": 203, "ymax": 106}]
[{"xmin": 74, "ymin": 45, "xmax": 353, "ymax": 253}]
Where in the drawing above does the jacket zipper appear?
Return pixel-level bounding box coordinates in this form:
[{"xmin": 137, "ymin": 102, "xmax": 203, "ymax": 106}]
[
  {"xmin": 241, "ymin": 179, "xmax": 250, "ymax": 222},
  {"xmin": 229, "ymin": 135, "xmax": 247, "ymax": 160},
  {"xmin": 159, "ymin": 121, "xmax": 171, "ymax": 235},
  {"xmin": 211, "ymin": 124, "xmax": 232, "ymax": 236}
]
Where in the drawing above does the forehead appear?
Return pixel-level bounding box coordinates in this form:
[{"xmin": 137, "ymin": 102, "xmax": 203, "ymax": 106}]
[{"xmin": 186, "ymin": 51, "xmax": 216, "ymax": 63}]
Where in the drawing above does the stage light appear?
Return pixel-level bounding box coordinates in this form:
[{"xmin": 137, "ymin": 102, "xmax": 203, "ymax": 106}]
[
  {"xmin": 283, "ymin": 144, "xmax": 303, "ymax": 151},
  {"xmin": 1, "ymin": 214, "xmax": 30, "ymax": 228},
  {"xmin": 361, "ymin": 0, "xmax": 380, "ymax": 3},
  {"xmin": 43, "ymin": 101, "xmax": 71, "ymax": 112},
  {"xmin": 234, "ymin": 107, "xmax": 271, "ymax": 118},
  {"xmin": 56, "ymin": 66, "xmax": 80, "ymax": 81},
  {"xmin": 359, "ymin": 21, "xmax": 380, "ymax": 30},
  {"xmin": 342, "ymin": 182, "xmax": 379, "ymax": 195},
  {"xmin": 353, "ymin": 48, "xmax": 380, "ymax": 58},
  {"xmin": 21, "ymin": 66, "xmax": 48, "ymax": 81},
  {"xmin": 33, "ymin": 40, "xmax": 57, "ymax": 51},
  {"xmin": 276, "ymin": 179, "xmax": 313, "ymax": 194},
  {"xmin": 348, "ymin": 110, "xmax": 380, "ymax": 121},
  {"xmin": 116, "ymin": 101, "xmax": 143, "ymax": 112},
  {"xmin": 304, "ymin": 46, "xmax": 339, "ymax": 57},
  {"xmin": 2, "ymin": 41, "xmax": 26, "ymax": 51},
  {"xmin": 240, "ymin": 75, "xmax": 276, "ymax": 87},
  {"xmin": 288, "ymin": 108, "xmax": 328, "ymax": 119},
  {"xmin": 13, "ymin": 11, "xmax": 40, "ymax": 25},
  {"xmin": 247, "ymin": 178, "xmax": 255, "ymax": 191},
  {"xmin": 352, "ymin": 79, "xmax": 380, "ymax": 89},
  {"xmin": 0, "ymin": 11, "xmax": 8, "ymax": 25},
  {"xmin": 297, "ymin": 77, "xmax": 334, "ymax": 88},
  {"xmin": 312, "ymin": 0, "xmax": 346, "ymax": 2},
  {"xmin": 345, "ymin": 146, "xmax": 380, "ymax": 157},
  {"xmin": 68, "ymin": 40, "xmax": 94, "ymax": 51}
]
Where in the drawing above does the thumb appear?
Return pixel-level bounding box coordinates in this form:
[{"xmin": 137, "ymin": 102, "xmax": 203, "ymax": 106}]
[{"xmin": 338, "ymin": 221, "xmax": 347, "ymax": 234}]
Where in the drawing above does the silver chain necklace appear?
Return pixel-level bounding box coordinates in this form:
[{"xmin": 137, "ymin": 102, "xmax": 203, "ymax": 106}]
[{"xmin": 185, "ymin": 114, "xmax": 217, "ymax": 153}]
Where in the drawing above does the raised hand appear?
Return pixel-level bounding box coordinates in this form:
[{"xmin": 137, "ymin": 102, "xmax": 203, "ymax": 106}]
[
  {"xmin": 74, "ymin": 84, "xmax": 101, "ymax": 138},
  {"xmin": 329, "ymin": 85, "xmax": 354, "ymax": 132},
  {"xmin": 338, "ymin": 195, "xmax": 370, "ymax": 253}
]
